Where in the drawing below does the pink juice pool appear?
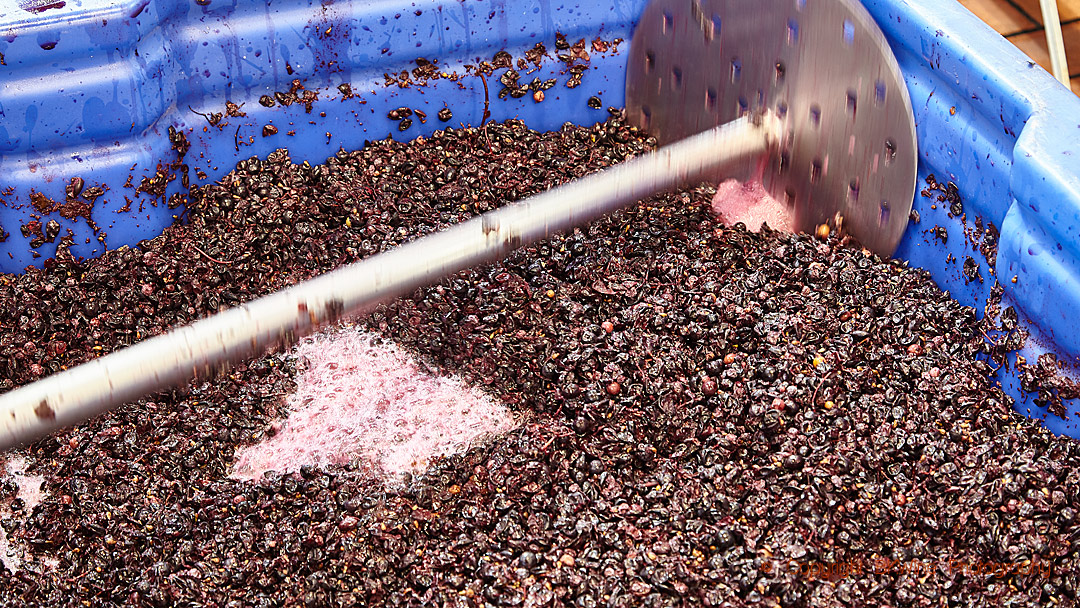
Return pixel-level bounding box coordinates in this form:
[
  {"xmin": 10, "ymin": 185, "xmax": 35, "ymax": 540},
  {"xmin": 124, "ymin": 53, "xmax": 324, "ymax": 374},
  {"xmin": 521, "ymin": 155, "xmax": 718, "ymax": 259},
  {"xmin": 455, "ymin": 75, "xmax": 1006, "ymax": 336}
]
[
  {"xmin": 711, "ymin": 179, "xmax": 792, "ymax": 233},
  {"xmin": 1, "ymin": 455, "xmax": 48, "ymax": 573},
  {"xmin": 231, "ymin": 328, "xmax": 517, "ymax": 485}
]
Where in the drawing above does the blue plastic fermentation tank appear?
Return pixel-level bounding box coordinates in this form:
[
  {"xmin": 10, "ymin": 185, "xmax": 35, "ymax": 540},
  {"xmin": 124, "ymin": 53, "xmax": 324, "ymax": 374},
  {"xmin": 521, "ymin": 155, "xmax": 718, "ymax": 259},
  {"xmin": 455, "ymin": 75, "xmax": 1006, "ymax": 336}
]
[{"xmin": 0, "ymin": 0, "xmax": 1078, "ymax": 434}]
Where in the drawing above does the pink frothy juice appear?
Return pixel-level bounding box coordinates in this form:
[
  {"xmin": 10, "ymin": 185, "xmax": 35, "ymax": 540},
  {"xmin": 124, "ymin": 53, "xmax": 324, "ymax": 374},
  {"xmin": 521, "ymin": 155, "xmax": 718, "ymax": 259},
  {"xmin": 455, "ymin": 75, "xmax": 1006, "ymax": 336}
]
[
  {"xmin": 231, "ymin": 328, "xmax": 517, "ymax": 485},
  {"xmin": 711, "ymin": 179, "xmax": 792, "ymax": 232},
  {"xmin": 1, "ymin": 455, "xmax": 49, "ymax": 573}
]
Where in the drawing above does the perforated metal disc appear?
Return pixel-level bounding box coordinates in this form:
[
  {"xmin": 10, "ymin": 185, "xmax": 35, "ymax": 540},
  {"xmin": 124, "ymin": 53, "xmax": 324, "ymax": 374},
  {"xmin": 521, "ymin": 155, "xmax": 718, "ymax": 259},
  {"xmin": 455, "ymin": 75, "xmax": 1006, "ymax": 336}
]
[{"xmin": 626, "ymin": 0, "xmax": 917, "ymax": 256}]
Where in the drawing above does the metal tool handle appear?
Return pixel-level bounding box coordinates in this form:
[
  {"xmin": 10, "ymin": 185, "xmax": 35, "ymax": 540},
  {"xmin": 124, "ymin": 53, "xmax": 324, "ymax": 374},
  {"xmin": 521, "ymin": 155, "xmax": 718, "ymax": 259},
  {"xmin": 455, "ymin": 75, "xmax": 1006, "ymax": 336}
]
[{"xmin": 0, "ymin": 114, "xmax": 782, "ymax": 451}]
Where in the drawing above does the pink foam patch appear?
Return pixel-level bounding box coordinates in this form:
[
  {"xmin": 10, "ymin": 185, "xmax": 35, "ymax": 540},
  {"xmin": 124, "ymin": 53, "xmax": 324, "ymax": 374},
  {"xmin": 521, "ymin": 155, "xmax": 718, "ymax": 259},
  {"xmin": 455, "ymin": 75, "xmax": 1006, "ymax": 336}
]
[
  {"xmin": 711, "ymin": 179, "xmax": 792, "ymax": 232},
  {"xmin": 2, "ymin": 455, "xmax": 48, "ymax": 573},
  {"xmin": 231, "ymin": 329, "xmax": 517, "ymax": 485},
  {"xmin": 4, "ymin": 456, "xmax": 45, "ymax": 512}
]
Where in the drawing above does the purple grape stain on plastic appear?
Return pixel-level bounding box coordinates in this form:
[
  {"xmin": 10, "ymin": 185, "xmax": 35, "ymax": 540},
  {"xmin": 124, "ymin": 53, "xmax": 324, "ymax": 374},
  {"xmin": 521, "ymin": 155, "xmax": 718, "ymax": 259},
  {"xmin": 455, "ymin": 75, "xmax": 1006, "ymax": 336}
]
[{"xmin": 129, "ymin": 0, "xmax": 151, "ymax": 18}]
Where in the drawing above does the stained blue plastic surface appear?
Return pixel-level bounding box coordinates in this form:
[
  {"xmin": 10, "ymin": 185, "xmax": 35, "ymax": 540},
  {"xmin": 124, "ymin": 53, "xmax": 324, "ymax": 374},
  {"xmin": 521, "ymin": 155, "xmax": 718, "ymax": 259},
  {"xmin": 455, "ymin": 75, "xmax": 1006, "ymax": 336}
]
[{"xmin": 1, "ymin": 0, "xmax": 1078, "ymax": 434}]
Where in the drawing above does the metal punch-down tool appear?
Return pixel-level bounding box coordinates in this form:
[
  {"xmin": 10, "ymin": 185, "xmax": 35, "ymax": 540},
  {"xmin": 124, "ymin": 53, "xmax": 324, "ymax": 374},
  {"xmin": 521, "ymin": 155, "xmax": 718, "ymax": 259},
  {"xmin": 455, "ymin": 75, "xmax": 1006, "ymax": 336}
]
[{"xmin": 0, "ymin": 0, "xmax": 916, "ymax": 451}]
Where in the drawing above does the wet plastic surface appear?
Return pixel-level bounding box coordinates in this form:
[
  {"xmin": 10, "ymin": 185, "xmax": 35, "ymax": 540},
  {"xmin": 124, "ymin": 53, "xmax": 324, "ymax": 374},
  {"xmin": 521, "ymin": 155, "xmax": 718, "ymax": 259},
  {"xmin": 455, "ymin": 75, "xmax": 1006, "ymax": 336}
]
[
  {"xmin": 863, "ymin": 0, "xmax": 1080, "ymax": 435},
  {"xmin": 0, "ymin": 0, "xmax": 1078, "ymax": 434}
]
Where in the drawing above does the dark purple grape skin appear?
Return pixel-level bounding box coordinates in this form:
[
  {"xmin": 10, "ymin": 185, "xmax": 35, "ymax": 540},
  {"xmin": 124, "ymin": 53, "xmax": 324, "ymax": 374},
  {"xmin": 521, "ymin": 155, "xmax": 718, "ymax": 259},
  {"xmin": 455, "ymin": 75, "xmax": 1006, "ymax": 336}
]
[{"xmin": 0, "ymin": 110, "xmax": 1075, "ymax": 608}]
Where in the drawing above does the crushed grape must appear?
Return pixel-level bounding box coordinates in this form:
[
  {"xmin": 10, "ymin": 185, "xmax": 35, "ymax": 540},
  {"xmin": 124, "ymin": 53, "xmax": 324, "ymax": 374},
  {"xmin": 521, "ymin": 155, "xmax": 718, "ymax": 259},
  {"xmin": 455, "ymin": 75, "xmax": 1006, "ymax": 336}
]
[{"xmin": 0, "ymin": 115, "xmax": 1077, "ymax": 608}]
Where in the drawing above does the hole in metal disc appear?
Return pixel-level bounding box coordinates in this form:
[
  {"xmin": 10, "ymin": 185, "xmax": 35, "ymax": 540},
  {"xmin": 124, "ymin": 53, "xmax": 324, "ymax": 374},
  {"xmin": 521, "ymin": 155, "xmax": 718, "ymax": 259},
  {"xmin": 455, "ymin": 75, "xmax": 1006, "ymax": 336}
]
[
  {"xmin": 796, "ymin": 0, "xmax": 806, "ymax": 12},
  {"xmin": 778, "ymin": 151, "xmax": 791, "ymax": 174},
  {"xmin": 663, "ymin": 11, "xmax": 674, "ymax": 34},
  {"xmin": 810, "ymin": 159, "xmax": 823, "ymax": 184},
  {"xmin": 672, "ymin": 66, "xmax": 683, "ymax": 89},
  {"xmin": 842, "ymin": 19, "xmax": 854, "ymax": 45},
  {"xmin": 737, "ymin": 96, "xmax": 749, "ymax": 116},
  {"xmin": 785, "ymin": 187, "xmax": 797, "ymax": 204},
  {"xmin": 710, "ymin": 14, "xmax": 722, "ymax": 42},
  {"xmin": 776, "ymin": 101, "xmax": 788, "ymax": 119},
  {"xmin": 875, "ymin": 80, "xmax": 886, "ymax": 105},
  {"xmin": 809, "ymin": 104, "xmax": 821, "ymax": 127},
  {"xmin": 731, "ymin": 58, "xmax": 742, "ymax": 83},
  {"xmin": 756, "ymin": 89, "xmax": 765, "ymax": 110},
  {"xmin": 641, "ymin": 105, "xmax": 652, "ymax": 129},
  {"xmin": 848, "ymin": 178, "xmax": 860, "ymax": 203},
  {"xmin": 782, "ymin": 129, "xmax": 796, "ymax": 156},
  {"xmin": 846, "ymin": 89, "xmax": 857, "ymax": 118},
  {"xmin": 775, "ymin": 61, "xmax": 785, "ymax": 84},
  {"xmin": 645, "ymin": 51, "xmax": 655, "ymax": 73},
  {"xmin": 884, "ymin": 138, "xmax": 897, "ymax": 165},
  {"xmin": 706, "ymin": 87, "xmax": 717, "ymax": 109},
  {"xmin": 787, "ymin": 19, "xmax": 799, "ymax": 45},
  {"xmin": 879, "ymin": 200, "xmax": 891, "ymax": 226}
]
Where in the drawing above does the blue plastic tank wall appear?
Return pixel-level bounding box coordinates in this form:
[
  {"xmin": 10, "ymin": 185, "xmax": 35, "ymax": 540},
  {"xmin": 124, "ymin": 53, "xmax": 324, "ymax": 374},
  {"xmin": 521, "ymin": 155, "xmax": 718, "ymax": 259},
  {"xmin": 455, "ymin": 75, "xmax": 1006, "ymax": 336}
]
[
  {"xmin": 0, "ymin": 0, "xmax": 644, "ymax": 270},
  {"xmin": 862, "ymin": 0, "xmax": 1080, "ymax": 435},
  {"xmin": 0, "ymin": 0, "xmax": 1078, "ymax": 434}
]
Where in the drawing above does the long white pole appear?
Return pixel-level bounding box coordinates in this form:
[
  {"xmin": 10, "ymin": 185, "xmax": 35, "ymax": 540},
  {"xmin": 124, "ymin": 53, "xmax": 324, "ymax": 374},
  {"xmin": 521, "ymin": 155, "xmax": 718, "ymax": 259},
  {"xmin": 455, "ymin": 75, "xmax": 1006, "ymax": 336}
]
[
  {"xmin": 0, "ymin": 114, "xmax": 782, "ymax": 451},
  {"xmin": 1040, "ymin": 0, "xmax": 1071, "ymax": 86}
]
